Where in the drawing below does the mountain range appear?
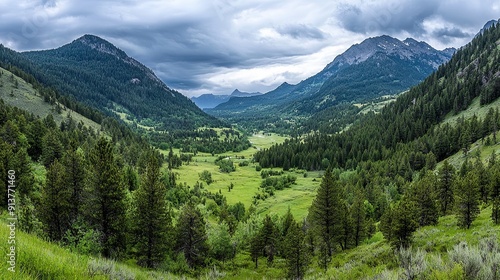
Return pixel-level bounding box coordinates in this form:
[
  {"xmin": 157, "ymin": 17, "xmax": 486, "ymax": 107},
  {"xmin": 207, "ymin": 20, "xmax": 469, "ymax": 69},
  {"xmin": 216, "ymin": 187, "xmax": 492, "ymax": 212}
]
[
  {"xmin": 191, "ymin": 89, "xmax": 262, "ymax": 109},
  {"xmin": 207, "ymin": 35, "xmax": 456, "ymax": 127},
  {"xmin": 0, "ymin": 34, "xmax": 224, "ymax": 131}
]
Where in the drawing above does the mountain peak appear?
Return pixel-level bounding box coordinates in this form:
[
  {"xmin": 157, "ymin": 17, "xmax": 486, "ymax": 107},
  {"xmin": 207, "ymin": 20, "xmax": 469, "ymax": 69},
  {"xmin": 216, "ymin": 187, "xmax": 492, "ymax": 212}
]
[
  {"xmin": 74, "ymin": 34, "xmax": 126, "ymax": 58},
  {"xmin": 324, "ymin": 35, "xmax": 450, "ymax": 72}
]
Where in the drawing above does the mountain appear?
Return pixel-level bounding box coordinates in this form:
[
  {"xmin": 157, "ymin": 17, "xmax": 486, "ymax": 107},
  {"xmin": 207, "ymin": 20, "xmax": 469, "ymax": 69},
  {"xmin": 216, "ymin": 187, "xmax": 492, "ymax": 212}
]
[
  {"xmin": 16, "ymin": 34, "xmax": 223, "ymax": 131},
  {"xmin": 208, "ymin": 35, "xmax": 455, "ymax": 128},
  {"xmin": 477, "ymin": 18, "xmax": 499, "ymax": 36},
  {"xmin": 191, "ymin": 89, "xmax": 262, "ymax": 109}
]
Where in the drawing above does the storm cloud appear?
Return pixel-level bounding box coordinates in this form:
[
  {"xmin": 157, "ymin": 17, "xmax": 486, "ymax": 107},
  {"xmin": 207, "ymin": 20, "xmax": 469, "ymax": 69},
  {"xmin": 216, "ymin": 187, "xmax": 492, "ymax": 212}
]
[{"xmin": 0, "ymin": 0, "xmax": 497, "ymax": 96}]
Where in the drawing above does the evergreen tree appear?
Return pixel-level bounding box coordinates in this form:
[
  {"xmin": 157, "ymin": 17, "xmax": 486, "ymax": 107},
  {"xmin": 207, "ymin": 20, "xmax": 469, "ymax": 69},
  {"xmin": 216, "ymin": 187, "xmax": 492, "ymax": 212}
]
[
  {"xmin": 175, "ymin": 202, "xmax": 209, "ymax": 268},
  {"xmin": 260, "ymin": 215, "xmax": 280, "ymax": 264},
  {"xmin": 383, "ymin": 198, "xmax": 419, "ymax": 248},
  {"xmin": 40, "ymin": 131, "xmax": 63, "ymax": 167},
  {"xmin": 85, "ymin": 137, "xmax": 127, "ymax": 258},
  {"xmin": 339, "ymin": 201, "xmax": 353, "ymax": 250},
  {"xmin": 283, "ymin": 220, "xmax": 310, "ymax": 280},
  {"xmin": 491, "ymin": 163, "xmax": 500, "ymax": 224},
  {"xmin": 308, "ymin": 169, "xmax": 345, "ymax": 267},
  {"xmin": 455, "ymin": 172, "xmax": 480, "ymax": 229},
  {"xmin": 131, "ymin": 152, "xmax": 172, "ymax": 268},
  {"xmin": 40, "ymin": 160, "xmax": 71, "ymax": 241},
  {"xmin": 380, "ymin": 206, "xmax": 394, "ymax": 243},
  {"xmin": 437, "ymin": 160, "xmax": 456, "ymax": 215},
  {"xmin": 410, "ymin": 172, "xmax": 439, "ymax": 226},
  {"xmin": 61, "ymin": 148, "xmax": 86, "ymax": 223},
  {"xmin": 350, "ymin": 192, "xmax": 367, "ymax": 247}
]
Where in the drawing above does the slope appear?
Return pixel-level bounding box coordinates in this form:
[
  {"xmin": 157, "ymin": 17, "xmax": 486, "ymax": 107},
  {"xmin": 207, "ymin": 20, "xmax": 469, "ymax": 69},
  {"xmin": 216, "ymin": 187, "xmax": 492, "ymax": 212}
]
[
  {"xmin": 208, "ymin": 35, "xmax": 454, "ymax": 131},
  {"xmin": 16, "ymin": 35, "xmax": 223, "ymax": 131},
  {"xmin": 0, "ymin": 66, "xmax": 101, "ymax": 131},
  {"xmin": 0, "ymin": 214, "xmax": 186, "ymax": 280}
]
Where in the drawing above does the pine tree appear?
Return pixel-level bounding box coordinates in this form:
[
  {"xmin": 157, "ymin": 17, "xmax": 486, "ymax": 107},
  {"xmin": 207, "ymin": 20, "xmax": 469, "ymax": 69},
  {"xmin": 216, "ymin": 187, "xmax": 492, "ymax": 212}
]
[
  {"xmin": 283, "ymin": 220, "xmax": 310, "ymax": 280},
  {"xmin": 308, "ymin": 168, "xmax": 344, "ymax": 267},
  {"xmin": 85, "ymin": 137, "xmax": 127, "ymax": 258},
  {"xmin": 384, "ymin": 198, "xmax": 419, "ymax": 248},
  {"xmin": 260, "ymin": 215, "xmax": 279, "ymax": 264},
  {"xmin": 455, "ymin": 172, "xmax": 480, "ymax": 229},
  {"xmin": 491, "ymin": 163, "xmax": 500, "ymax": 224},
  {"xmin": 40, "ymin": 160, "xmax": 71, "ymax": 241},
  {"xmin": 131, "ymin": 152, "xmax": 172, "ymax": 268},
  {"xmin": 40, "ymin": 131, "xmax": 63, "ymax": 167},
  {"xmin": 175, "ymin": 202, "xmax": 209, "ymax": 268},
  {"xmin": 350, "ymin": 192, "xmax": 367, "ymax": 247},
  {"xmin": 61, "ymin": 148, "xmax": 86, "ymax": 223},
  {"xmin": 410, "ymin": 172, "xmax": 439, "ymax": 226},
  {"xmin": 437, "ymin": 160, "xmax": 456, "ymax": 215}
]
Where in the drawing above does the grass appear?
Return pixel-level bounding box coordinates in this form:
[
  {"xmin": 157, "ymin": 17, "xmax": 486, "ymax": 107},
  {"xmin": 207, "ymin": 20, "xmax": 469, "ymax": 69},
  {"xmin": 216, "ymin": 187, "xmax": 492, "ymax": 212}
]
[
  {"xmin": 0, "ymin": 67, "xmax": 101, "ymax": 132},
  {"xmin": 0, "ymin": 214, "xmax": 187, "ymax": 280},
  {"xmin": 168, "ymin": 132, "xmax": 319, "ymax": 220},
  {"xmin": 442, "ymin": 96, "xmax": 500, "ymax": 126}
]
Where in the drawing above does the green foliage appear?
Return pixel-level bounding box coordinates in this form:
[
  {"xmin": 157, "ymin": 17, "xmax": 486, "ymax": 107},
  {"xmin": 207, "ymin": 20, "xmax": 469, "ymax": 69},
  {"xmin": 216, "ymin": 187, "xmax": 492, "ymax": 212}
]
[
  {"xmin": 130, "ymin": 151, "xmax": 173, "ymax": 268},
  {"xmin": 437, "ymin": 160, "xmax": 456, "ymax": 215},
  {"xmin": 283, "ymin": 220, "xmax": 310, "ymax": 279},
  {"xmin": 175, "ymin": 203, "xmax": 209, "ymax": 268},
  {"xmin": 216, "ymin": 158, "xmax": 235, "ymax": 173},
  {"xmin": 308, "ymin": 169, "xmax": 345, "ymax": 266},
  {"xmin": 207, "ymin": 222, "xmax": 234, "ymax": 262},
  {"xmin": 40, "ymin": 159, "xmax": 72, "ymax": 241},
  {"xmin": 199, "ymin": 170, "xmax": 213, "ymax": 185},
  {"xmin": 85, "ymin": 137, "xmax": 127, "ymax": 258},
  {"xmin": 455, "ymin": 171, "xmax": 480, "ymax": 229},
  {"xmin": 381, "ymin": 197, "xmax": 419, "ymax": 248}
]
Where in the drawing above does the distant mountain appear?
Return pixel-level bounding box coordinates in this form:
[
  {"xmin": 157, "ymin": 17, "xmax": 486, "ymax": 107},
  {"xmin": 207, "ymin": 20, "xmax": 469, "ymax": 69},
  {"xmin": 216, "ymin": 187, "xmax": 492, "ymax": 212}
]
[
  {"xmin": 191, "ymin": 89, "xmax": 262, "ymax": 109},
  {"xmin": 208, "ymin": 35, "xmax": 455, "ymax": 126},
  {"xmin": 16, "ymin": 34, "xmax": 223, "ymax": 131}
]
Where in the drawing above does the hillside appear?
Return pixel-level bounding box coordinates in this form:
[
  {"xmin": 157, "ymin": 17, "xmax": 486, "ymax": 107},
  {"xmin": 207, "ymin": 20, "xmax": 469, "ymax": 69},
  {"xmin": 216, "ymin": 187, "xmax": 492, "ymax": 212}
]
[
  {"xmin": 3, "ymin": 35, "xmax": 224, "ymax": 131},
  {"xmin": 0, "ymin": 66, "xmax": 101, "ymax": 131}
]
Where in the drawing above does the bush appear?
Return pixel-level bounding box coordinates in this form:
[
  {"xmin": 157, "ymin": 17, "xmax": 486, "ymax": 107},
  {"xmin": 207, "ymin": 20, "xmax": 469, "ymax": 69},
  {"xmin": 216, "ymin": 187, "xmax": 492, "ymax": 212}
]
[
  {"xmin": 397, "ymin": 246, "xmax": 428, "ymax": 280},
  {"xmin": 199, "ymin": 170, "xmax": 213, "ymax": 185}
]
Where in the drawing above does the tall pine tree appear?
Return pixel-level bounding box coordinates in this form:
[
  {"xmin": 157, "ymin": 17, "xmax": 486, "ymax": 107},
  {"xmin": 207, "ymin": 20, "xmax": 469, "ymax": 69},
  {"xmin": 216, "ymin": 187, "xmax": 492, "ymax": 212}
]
[
  {"xmin": 455, "ymin": 172, "xmax": 480, "ymax": 229},
  {"xmin": 40, "ymin": 159, "xmax": 71, "ymax": 241},
  {"xmin": 175, "ymin": 202, "xmax": 209, "ymax": 268},
  {"xmin": 437, "ymin": 160, "xmax": 456, "ymax": 215},
  {"xmin": 131, "ymin": 151, "xmax": 172, "ymax": 268},
  {"xmin": 85, "ymin": 137, "xmax": 127, "ymax": 258},
  {"xmin": 308, "ymin": 168, "xmax": 345, "ymax": 268},
  {"xmin": 283, "ymin": 219, "xmax": 310, "ymax": 280}
]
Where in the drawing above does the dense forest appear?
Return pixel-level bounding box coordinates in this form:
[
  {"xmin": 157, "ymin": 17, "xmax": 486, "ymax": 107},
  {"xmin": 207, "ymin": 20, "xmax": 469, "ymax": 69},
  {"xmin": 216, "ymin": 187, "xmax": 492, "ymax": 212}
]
[{"xmin": 1, "ymin": 21, "xmax": 500, "ymax": 280}]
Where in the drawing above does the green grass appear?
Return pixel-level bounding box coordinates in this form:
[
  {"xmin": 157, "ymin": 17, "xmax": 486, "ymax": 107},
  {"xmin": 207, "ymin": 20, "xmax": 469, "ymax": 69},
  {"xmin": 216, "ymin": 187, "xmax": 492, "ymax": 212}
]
[
  {"xmin": 168, "ymin": 132, "xmax": 319, "ymax": 220},
  {"xmin": 0, "ymin": 67, "xmax": 101, "ymax": 131},
  {"xmin": 163, "ymin": 132, "xmax": 321, "ymax": 219},
  {"xmin": 442, "ymin": 96, "xmax": 500, "ymax": 126},
  {"xmin": 0, "ymin": 214, "xmax": 186, "ymax": 280}
]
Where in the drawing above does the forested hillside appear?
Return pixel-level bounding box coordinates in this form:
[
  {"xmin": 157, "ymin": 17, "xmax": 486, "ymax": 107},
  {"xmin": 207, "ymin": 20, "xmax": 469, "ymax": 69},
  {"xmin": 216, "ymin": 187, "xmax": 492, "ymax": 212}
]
[{"xmin": 0, "ymin": 36, "xmax": 251, "ymax": 153}]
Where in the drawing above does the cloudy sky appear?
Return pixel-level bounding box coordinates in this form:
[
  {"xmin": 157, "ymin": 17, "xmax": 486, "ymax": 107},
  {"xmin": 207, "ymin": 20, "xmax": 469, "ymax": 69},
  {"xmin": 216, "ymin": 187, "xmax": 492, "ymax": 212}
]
[{"xmin": 0, "ymin": 0, "xmax": 498, "ymax": 97}]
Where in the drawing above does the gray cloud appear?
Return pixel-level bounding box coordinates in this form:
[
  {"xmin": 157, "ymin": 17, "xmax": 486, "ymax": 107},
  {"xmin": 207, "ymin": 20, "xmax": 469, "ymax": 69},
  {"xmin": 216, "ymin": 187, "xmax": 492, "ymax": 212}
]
[
  {"xmin": 0, "ymin": 0, "xmax": 496, "ymax": 96},
  {"xmin": 276, "ymin": 24, "xmax": 326, "ymax": 40}
]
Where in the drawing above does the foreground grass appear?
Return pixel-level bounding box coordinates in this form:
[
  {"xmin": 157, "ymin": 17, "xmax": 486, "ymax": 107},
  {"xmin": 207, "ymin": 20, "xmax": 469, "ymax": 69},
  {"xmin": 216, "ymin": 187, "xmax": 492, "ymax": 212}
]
[{"xmin": 0, "ymin": 214, "xmax": 185, "ymax": 280}]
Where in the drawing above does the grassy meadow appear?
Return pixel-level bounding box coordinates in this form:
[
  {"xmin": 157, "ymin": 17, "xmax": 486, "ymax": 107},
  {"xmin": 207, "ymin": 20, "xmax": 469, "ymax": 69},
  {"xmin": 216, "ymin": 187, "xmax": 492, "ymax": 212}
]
[{"xmin": 164, "ymin": 132, "xmax": 321, "ymax": 220}]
